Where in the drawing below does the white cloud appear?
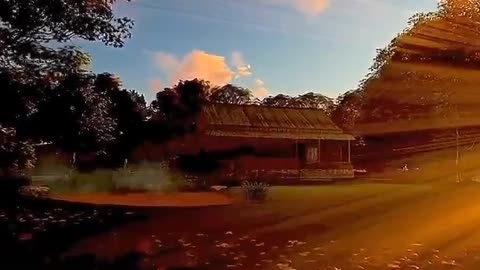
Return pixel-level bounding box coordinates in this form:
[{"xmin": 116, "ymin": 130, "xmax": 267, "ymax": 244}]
[
  {"xmin": 255, "ymin": 78, "xmax": 265, "ymax": 86},
  {"xmin": 232, "ymin": 51, "xmax": 252, "ymax": 78},
  {"xmin": 153, "ymin": 52, "xmax": 179, "ymax": 72},
  {"xmin": 153, "ymin": 50, "xmax": 234, "ymax": 86},
  {"xmin": 153, "ymin": 50, "xmax": 253, "ymax": 86},
  {"xmin": 253, "ymin": 78, "xmax": 270, "ymax": 98}
]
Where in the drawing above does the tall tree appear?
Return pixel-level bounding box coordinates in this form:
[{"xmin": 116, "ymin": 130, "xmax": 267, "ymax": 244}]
[
  {"xmin": 210, "ymin": 84, "xmax": 257, "ymax": 105},
  {"xmin": 261, "ymin": 94, "xmax": 296, "ymax": 107},
  {"xmin": 295, "ymin": 92, "xmax": 335, "ymax": 115},
  {"xmin": 0, "ymin": 0, "xmax": 133, "ymax": 75},
  {"xmin": 260, "ymin": 93, "xmax": 334, "ymax": 115},
  {"xmin": 28, "ymin": 72, "xmax": 117, "ymax": 154},
  {"xmin": 331, "ymin": 90, "xmax": 363, "ymax": 132},
  {"xmin": 148, "ymin": 79, "xmax": 211, "ymax": 142},
  {"xmin": 0, "ymin": 0, "xmax": 134, "ymax": 175},
  {"xmin": 107, "ymin": 81, "xmax": 147, "ymax": 166}
]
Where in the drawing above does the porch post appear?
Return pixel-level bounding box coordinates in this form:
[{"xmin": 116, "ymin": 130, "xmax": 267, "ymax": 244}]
[
  {"xmin": 318, "ymin": 139, "xmax": 321, "ymax": 164},
  {"xmin": 295, "ymin": 140, "xmax": 298, "ymax": 160},
  {"xmin": 348, "ymin": 140, "xmax": 351, "ymax": 163}
]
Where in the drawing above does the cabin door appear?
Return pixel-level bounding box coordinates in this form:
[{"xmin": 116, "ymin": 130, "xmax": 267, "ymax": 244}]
[{"xmin": 297, "ymin": 143, "xmax": 306, "ymax": 166}]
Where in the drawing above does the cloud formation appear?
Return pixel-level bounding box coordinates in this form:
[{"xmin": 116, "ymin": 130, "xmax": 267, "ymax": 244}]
[
  {"xmin": 149, "ymin": 78, "xmax": 163, "ymax": 92},
  {"xmin": 294, "ymin": 0, "xmax": 330, "ymax": 15},
  {"xmin": 253, "ymin": 78, "xmax": 270, "ymax": 99},
  {"xmin": 153, "ymin": 52, "xmax": 179, "ymax": 72},
  {"xmin": 153, "ymin": 50, "xmax": 252, "ymax": 86},
  {"xmin": 232, "ymin": 51, "xmax": 252, "ymax": 78},
  {"xmin": 263, "ymin": 0, "xmax": 330, "ymax": 16}
]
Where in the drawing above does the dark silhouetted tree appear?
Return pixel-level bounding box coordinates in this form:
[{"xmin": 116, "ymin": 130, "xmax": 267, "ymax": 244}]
[
  {"xmin": 0, "ymin": 0, "xmax": 133, "ymax": 75},
  {"xmin": 147, "ymin": 79, "xmax": 211, "ymax": 142},
  {"xmin": 0, "ymin": 0, "xmax": 134, "ymax": 175},
  {"xmin": 261, "ymin": 94, "xmax": 296, "ymax": 107},
  {"xmin": 210, "ymin": 84, "xmax": 257, "ymax": 105},
  {"xmin": 260, "ymin": 92, "xmax": 334, "ymax": 115},
  {"xmin": 295, "ymin": 92, "xmax": 335, "ymax": 115},
  {"xmin": 331, "ymin": 90, "xmax": 363, "ymax": 132}
]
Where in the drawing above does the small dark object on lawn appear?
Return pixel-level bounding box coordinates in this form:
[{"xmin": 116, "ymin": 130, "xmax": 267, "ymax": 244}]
[{"xmin": 242, "ymin": 181, "xmax": 269, "ymax": 202}]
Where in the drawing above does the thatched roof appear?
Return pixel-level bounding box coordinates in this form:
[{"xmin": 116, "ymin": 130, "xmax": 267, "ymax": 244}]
[{"xmin": 200, "ymin": 103, "xmax": 354, "ymax": 140}]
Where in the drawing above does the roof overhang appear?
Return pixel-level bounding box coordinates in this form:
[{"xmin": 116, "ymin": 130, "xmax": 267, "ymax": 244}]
[{"xmin": 204, "ymin": 127, "xmax": 355, "ymax": 140}]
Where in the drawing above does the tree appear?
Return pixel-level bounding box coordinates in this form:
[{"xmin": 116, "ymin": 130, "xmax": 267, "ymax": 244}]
[
  {"xmin": 295, "ymin": 92, "xmax": 335, "ymax": 115},
  {"xmin": 260, "ymin": 92, "xmax": 334, "ymax": 115},
  {"xmin": 28, "ymin": 72, "xmax": 118, "ymax": 154},
  {"xmin": 0, "ymin": 0, "xmax": 134, "ymax": 175},
  {"xmin": 261, "ymin": 94, "xmax": 296, "ymax": 107},
  {"xmin": 148, "ymin": 79, "xmax": 211, "ymax": 142},
  {"xmin": 331, "ymin": 90, "xmax": 363, "ymax": 132},
  {"xmin": 0, "ymin": 72, "xmax": 51, "ymax": 174},
  {"xmin": 0, "ymin": 126, "xmax": 36, "ymax": 176},
  {"xmin": 210, "ymin": 84, "xmax": 257, "ymax": 105},
  {"xmin": 0, "ymin": 0, "xmax": 133, "ymax": 75},
  {"xmin": 107, "ymin": 83, "xmax": 147, "ymax": 166}
]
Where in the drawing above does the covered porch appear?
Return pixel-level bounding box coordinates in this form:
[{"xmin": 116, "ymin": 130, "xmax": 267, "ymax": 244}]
[
  {"xmin": 182, "ymin": 135, "xmax": 355, "ymax": 181},
  {"xmin": 295, "ymin": 139, "xmax": 354, "ymax": 180}
]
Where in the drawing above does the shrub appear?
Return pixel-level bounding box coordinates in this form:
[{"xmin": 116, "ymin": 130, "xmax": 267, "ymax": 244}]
[
  {"xmin": 241, "ymin": 181, "xmax": 269, "ymax": 202},
  {"xmin": 112, "ymin": 161, "xmax": 188, "ymax": 193},
  {"xmin": 19, "ymin": 185, "xmax": 50, "ymax": 198},
  {"xmin": 68, "ymin": 169, "xmax": 115, "ymax": 193},
  {"xmin": 184, "ymin": 175, "xmax": 210, "ymax": 192}
]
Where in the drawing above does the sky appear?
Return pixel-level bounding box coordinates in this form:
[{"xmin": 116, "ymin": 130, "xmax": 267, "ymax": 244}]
[{"xmin": 75, "ymin": 0, "xmax": 438, "ymax": 101}]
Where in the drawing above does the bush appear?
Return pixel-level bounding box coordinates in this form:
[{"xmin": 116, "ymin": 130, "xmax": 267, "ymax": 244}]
[
  {"xmin": 241, "ymin": 181, "xmax": 269, "ymax": 202},
  {"xmin": 183, "ymin": 175, "xmax": 210, "ymax": 192},
  {"xmin": 68, "ymin": 169, "xmax": 115, "ymax": 193},
  {"xmin": 19, "ymin": 185, "xmax": 50, "ymax": 198},
  {"xmin": 112, "ymin": 162, "xmax": 188, "ymax": 193}
]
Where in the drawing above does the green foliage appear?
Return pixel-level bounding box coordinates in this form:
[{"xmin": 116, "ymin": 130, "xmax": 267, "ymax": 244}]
[
  {"xmin": 19, "ymin": 185, "xmax": 50, "ymax": 198},
  {"xmin": 331, "ymin": 89, "xmax": 364, "ymax": 132},
  {"xmin": 33, "ymin": 152, "xmax": 71, "ymax": 178},
  {"xmin": 0, "ymin": 0, "xmax": 134, "ymax": 74},
  {"xmin": 241, "ymin": 181, "xmax": 269, "ymax": 202},
  {"xmin": 261, "ymin": 94, "xmax": 294, "ymax": 107},
  {"xmin": 210, "ymin": 84, "xmax": 258, "ymax": 105},
  {"xmin": 0, "ymin": 0, "xmax": 134, "ymax": 175},
  {"xmin": 260, "ymin": 93, "xmax": 335, "ymax": 115},
  {"xmin": 148, "ymin": 79, "xmax": 211, "ymax": 142},
  {"xmin": 112, "ymin": 162, "xmax": 189, "ymax": 193},
  {"xmin": 31, "ymin": 73, "xmax": 118, "ymax": 154},
  {"xmin": 106, "ymin": 87, "xmax": 147, "ymax": 165},
  {"xmin": 68, "ymin": 169, "xmax": 114, "ymax": 193},
  {"xmin": 331, "ymin": 4, "xmax": 446, "ymax": 133},
  {"xmin": 0, "ymin": 125, "xmax": 36, "ymax": 176}
]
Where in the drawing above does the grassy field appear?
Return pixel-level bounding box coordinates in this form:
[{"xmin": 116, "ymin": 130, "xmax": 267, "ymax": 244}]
[{"xmin": 57, "ymin": 181, "xmax": 480, "ymax": 270}]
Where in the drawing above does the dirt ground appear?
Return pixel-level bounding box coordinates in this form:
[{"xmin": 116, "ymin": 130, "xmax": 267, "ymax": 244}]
[
  {"xmin": 58, "ymin": 181, "xmax": 480, "ymax": 270},
  {"xmin": 50, "ymin": 192, "xmax": 234, "ymax": 208}
]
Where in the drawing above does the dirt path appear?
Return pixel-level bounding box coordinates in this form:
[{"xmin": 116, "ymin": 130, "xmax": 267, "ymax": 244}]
[
  {"xmin": 61, "ymin": 183, "xmax": 480, "ymax": 270},
  {"xmin": 50, "ymin": 192, "xmax": 234, "ymax": 207}
]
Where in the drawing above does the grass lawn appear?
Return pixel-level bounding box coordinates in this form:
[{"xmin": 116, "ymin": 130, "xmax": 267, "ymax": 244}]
[
  {"xmin": 6, "ymin": 181, "xmax": 480, "ymax": 269},
  {"xmin": 58, "ymin": 181, "xmax": 480, "ymax": 270}
]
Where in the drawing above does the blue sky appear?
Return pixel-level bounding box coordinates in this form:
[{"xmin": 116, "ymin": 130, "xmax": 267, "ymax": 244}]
[{"xmin": 75, "ymin": 0, "xmax": 438, "ymax": 101}]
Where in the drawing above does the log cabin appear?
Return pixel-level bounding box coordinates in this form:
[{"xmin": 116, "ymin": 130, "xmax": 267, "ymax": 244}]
[{"xmin": 136, "ymin": 103, "xmax": 355, "ymax": 182}]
